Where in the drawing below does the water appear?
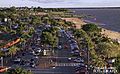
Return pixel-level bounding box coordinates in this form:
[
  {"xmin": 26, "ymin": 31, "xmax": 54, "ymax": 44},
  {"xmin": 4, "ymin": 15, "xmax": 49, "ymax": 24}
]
[{"xmin": 70, "ymin": 9, "xmax": 120, "ymax": 32}]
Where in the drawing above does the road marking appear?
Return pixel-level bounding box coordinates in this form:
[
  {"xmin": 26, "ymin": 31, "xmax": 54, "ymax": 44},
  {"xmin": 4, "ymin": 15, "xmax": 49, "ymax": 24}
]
[
  {"xmin": 54, "ymin": 63, "xmax": 81, "ymax": 66},
  {"xmin": 41, "ymin": 57, "xmax": 77, "ymax": 59},
  {"xmin": 32, "ymin": 71, "xmax": 74, "ymax": 74}
]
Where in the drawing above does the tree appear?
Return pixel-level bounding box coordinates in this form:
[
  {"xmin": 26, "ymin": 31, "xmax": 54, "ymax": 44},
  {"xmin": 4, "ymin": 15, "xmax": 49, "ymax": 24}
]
[
  {"xmin": 30, "ymin": 16, "xmax": 42, "ymax": 25},
  {"xmin": 82, "ymin": 23, "xmax": 101, "ymax": 32},
  {"xmin": 41, "ymin": 31, "xmax": 57, "ymax": 47},
  {"xmin": 4, "ymin": 67, "xmax": 33, "ymax": 74},
  {"xmin": 65, "ymin": 21, "xmax": 74, "ymax": 27},
  {"xmin": 9, "ymin": 6, "xmax": 16, "ymax": 12},
  {"xmin": 8, "ymin": 46, "xmax": 20, "ymax": 57},
  {"xmin": 117, "ymin": 64, "xmax": 120, "ymax": 73},
  {"xmin": 97, "ymin": 42, "xmax": 120, "ymax": 58},
  {"xmin": 73, "ymin": 29, "xmax": 86, "ymax": 39}
]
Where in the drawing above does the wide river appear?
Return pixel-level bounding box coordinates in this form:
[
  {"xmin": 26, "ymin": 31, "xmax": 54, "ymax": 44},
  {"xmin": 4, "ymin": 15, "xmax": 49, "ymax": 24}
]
[{"xmin": 70, "ymin": 9, "xmax": 120, "ymax": 32}]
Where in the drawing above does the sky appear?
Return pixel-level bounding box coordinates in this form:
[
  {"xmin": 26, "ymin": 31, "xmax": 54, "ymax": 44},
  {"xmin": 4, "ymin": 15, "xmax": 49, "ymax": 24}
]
[{"xmin": 0, "ymin": 0, "xmax": 120, "ymax": 8}]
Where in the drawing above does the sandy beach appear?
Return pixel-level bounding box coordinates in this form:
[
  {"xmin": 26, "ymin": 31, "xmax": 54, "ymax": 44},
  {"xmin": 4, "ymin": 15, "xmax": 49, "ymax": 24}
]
[
  {"xmin": 62, "ymin": 18, "xmax": 86, "ymax": 29},
  {"xmin": 62, "ymin": 17, "xmax": 120, "ymax": 40},
  {"xmin": 101, "ymin": 28, "xmax": 120, "ymax": 40}
]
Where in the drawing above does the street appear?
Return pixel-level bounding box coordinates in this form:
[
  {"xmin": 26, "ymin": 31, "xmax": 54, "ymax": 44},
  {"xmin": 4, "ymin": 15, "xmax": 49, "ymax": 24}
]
[{"xmin": 3, "ymin": 26, "xmax": 88, "ymax": 74}]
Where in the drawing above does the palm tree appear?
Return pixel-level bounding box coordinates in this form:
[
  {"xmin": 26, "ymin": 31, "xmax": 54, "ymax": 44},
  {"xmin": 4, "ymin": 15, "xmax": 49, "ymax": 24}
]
[{"xmin": 8, "ymin": 46, "xmax": 20, "ymax": 57}]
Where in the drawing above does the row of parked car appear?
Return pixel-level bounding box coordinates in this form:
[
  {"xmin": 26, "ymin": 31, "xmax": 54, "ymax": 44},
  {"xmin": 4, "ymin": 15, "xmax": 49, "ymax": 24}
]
[
  {"xmin": 12, "ymin": 26, "xmax": 44, "ymax": 68},
  {"xmin": 13, "ymin": 48, "xmax": 40, "ymax": 68},
  {"xmin": 64, "ymin": 31, "xmax": 87, "ymax": 74}
]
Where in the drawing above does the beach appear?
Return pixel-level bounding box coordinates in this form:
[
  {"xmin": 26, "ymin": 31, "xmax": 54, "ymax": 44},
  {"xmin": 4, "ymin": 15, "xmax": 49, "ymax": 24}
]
[
  {"xmin": 101, "ymin": 28, "xmax": 120, "ymax": 40},
  {"xmin": 62, "ymin": 17, "xmax": 120, "ymax": 40},
  {"xmin": 62, "ymin": 18, "xmax": 86, "ymax": 29}
]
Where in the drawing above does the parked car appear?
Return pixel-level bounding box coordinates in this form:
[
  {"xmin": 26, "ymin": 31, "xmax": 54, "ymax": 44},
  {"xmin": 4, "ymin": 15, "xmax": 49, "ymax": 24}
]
[
  {"xmin": 34, "ymin": 55, "xmax": 39, "ymax": 59},
  {"xmin": 72, "ymin": 52, "xmax": 80, "ymax": 57},
  {"xmin": 75, "ymin": 64, "xmax": 86, "ymax": 70},
  {"xmin": 68, "ymin": 58, "xmax": 72, "ymax": 61},
  {"xmin": 75, "ymin": 67, "xmax": 86, "ymax": 72},
  {"xmin": 73, "ymin": 58, "xmax": 84, "ymax": 63},
  {"xmin": 13, "ymin": 57, "xmax": 21, "ymax": 64},
  {"xmin": 75, "ymin": 70, "xmax": 87, "ymax": 74},
  {"xmin": 36, "ymin": 48, "xmax": 42, "ymax": 53},
  {"xmin": 71, "ymin": 50, "xmax": 79, "ymax": 54},
  {"xmin": 20, "ymin": 60, "xmax": 25, "ymax": 66},
  {"xmin": 68, "ymin": 39, "xmax": 77, "ymax": 43},
  {"xmin": 64, "ymin": 44, "xmax": 68, "ymax": 49},
  {"xmin": 29, "ymin": 62, "xmax": 36, "ymax": 68}
]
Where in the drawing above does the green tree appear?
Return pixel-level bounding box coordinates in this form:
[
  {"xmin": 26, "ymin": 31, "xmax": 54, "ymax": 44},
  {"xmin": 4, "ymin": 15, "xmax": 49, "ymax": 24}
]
[
  {"xmin": 41, "ymin": 32, "xmax": 57, "ymax": 47},
  {"xmin": 82, "ymin": 23, "xmax": 101, "ymax": 32},
  {"xmin": 8, "ymin": 46, "xmax": 20, "ymax": 57},
  {"xmin": 73, "ymin": 29, "xmax": 86, "ymax": 39},
  {"xmin": 4, "ymin": 67, "xmax": 33, "ymax": 74},
  {"xmin": 97, "ymin": 42, "xmax": 120, "ymax": 58},
  {"xmin": 117, "ymin": 64, "xmax": 120, "ymax": 73}
]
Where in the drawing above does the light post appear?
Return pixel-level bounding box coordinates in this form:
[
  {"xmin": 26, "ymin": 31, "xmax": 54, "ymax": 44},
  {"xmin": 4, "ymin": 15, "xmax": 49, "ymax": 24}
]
[
  {"xmin": 0, "ymin": 48, "xmax": 9, "ymax": 67},
  {"xmin": 0, "ymin": 57, "xmax": 3, "ymax": 67},
  {"xmin": 86, "ymin": 42, "xmax": 90, "ymax": 74}
]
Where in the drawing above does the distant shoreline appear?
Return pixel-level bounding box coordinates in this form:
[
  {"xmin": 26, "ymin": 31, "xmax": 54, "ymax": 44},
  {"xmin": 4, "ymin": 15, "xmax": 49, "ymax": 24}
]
[
  {"xmin": 0, "ymin": 7, "xmax": 120, "ymax": 9},
  {"xmin": 68, "ymin": 7, "xmax": 120, "ymax": 9}
]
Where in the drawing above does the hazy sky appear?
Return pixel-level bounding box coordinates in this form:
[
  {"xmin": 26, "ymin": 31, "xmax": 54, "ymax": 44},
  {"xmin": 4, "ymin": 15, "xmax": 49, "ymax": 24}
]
[{"xmin": 0, "ymin": 0, "xmax": 120, "ymax": 8}]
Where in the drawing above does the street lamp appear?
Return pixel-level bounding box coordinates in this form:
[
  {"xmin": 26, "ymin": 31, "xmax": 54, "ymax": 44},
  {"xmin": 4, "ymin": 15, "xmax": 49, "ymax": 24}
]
[
  {"xmin": 0, "ymin": 48, "xmax": 9, "ymax": 67},
  {"xmin": 0, "ymin": 57, "xmax": 3, "ymax": 67},
  {"xmin": 86, "ymin": 42, "xmax": 90, "ymax": 74}
]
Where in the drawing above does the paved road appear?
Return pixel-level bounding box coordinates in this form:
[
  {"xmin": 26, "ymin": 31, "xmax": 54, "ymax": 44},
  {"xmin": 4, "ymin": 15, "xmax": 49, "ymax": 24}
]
[
  {"xmin": 3, "ymin": 27, "xmax": 81, "ymax": 74},
  {"xmin": 33, "ymin": 30, "xmax": 76, "ymax": 74},
  {"xmin": 30, "ymin": 66, "xmax": 75, "ymax": 74},
  {"xmin": 25, "ymin": 29, "xmax": 77, "ymax": 74}
]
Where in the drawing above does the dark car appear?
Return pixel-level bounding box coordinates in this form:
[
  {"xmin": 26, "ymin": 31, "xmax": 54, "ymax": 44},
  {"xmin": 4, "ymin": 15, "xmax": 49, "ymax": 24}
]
[{"xmin": 29, "ymin": 62, "xmax": 36, "ymax": 68}]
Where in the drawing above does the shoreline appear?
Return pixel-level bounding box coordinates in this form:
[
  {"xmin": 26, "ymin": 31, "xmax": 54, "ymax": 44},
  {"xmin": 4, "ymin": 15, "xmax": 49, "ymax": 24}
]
[
  {"xmin": 83, "ymin": 19, "xmax": 120, "ymax": 32},
  {"xmin": 83, "ymin": 19, "xmax": 120, "ymax": 40},
  {"xmin": 62, "ymin": 17, "xmax": 120, "ymax": 40}
]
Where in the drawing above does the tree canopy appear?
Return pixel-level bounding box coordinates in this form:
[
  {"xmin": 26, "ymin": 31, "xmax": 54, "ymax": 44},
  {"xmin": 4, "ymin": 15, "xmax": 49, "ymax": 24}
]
[
  {"xmin": 4, "ymin": 67, "xmax": 33, "ymax": 74},
  {"xmin": 82, "ymin": 23, "xmax": 101, "ymax": 32}
]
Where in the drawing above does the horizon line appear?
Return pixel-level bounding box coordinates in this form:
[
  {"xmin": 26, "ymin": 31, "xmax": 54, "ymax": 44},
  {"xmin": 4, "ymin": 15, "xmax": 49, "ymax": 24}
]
[{"xmin": 0, "ymin": 6, "xmax": 120, "ymax": 9}]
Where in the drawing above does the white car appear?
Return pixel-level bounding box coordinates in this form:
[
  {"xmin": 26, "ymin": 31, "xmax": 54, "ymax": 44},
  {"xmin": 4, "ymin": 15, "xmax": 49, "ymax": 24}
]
[
  {"xmin": 58, "ymin": 45, "xmax": 62, "ymax": 49},
  {"xmin": 68, "ymin": 58, "xmax": 72, "ymax": 60},
  {"xmin": 14, "ymin": 58, "xmax": 21, "ymax": 62},
  {"xmin": 34, "ymin": 56, "xmax": 39, "ymax": 59},
  {"xmin": 37, "ymin": 38, "xmax": 41, "ymax": 41},
  {"xmin": 36, "ymin": 48, "xmax": 42, "ymax": 53}
]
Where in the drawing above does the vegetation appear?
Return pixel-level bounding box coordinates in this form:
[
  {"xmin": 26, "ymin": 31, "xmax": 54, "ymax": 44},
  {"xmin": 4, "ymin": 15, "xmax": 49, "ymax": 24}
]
[
  {"xmin": 41, "ymin": 31, "xmax": 57, "ymax": 47},
  {"xmin": 0, "ymin": 7, "xmax": 120, "ymax": 73},
  {"xmin": 71, "ymin": 23, "xmax": 120, "ymax": 68},
  {"xmin": 4, "ymin": 67, "xmax": 33, "ymax": 74}
]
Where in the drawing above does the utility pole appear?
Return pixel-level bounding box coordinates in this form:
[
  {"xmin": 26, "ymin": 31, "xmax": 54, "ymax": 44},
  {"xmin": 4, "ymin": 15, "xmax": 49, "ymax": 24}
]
[
  {"xmin": 87, "ymin": 42, "xmax": 90, "ymax": 74},
  {"xmin": 1, "ymin": 57, "xmax": 3, "ymax": 67}
]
